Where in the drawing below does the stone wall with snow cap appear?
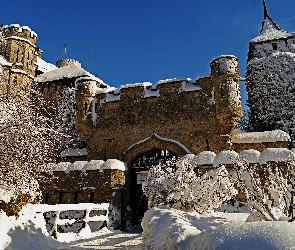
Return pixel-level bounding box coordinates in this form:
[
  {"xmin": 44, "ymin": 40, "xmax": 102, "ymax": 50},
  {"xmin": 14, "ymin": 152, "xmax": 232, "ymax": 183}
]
[
  {"xmin": 43, "ymin": 159, "xmax": 126, "ymax": 211},
  {"xmin": 213, "ymin": 150, "xmax": 239, "ymax": 167},
  {"xmin": 81, "ymin": 160, "xmax": 104, "ymax": 171},
  {"xmin": 258, "ymin": 148, "xmax": 295, "ymax": 164},
  {"xmin": 53, "ymin": 162, "xmax": 72, "ymax": 172},
  {"xmin": 65, "ymin": 161, "xmax": 87, "ymax": 173},
  {"xmin": 195, "ymin": 151, "xmax": 216, "ymax": 165},
  {"xmin": 231, "ymin": 130, "xmax": 290, "ymax": 144},
  {"xmin": 100, "ymin": 159, "xmax": 126, "ymax": 172},
  {"xmin": 238, "ymin": 149, "xmax": 260, "ymax": 164},
  {"xmin": 176, "ymin": 154, "xmax": 197, "ymax": 167}
]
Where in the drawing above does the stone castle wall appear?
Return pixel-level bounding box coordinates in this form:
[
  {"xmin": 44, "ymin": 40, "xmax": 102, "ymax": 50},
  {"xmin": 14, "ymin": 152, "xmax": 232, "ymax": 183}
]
[{"xmin": 75, "ymin": 55, "xmax": 243, "ymax": 161}]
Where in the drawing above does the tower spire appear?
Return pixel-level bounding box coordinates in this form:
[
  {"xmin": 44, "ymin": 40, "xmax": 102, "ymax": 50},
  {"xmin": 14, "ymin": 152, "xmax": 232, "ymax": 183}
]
[{"xmin": 263, "ymin": 0, "xmax": 269, "ymax": 19}]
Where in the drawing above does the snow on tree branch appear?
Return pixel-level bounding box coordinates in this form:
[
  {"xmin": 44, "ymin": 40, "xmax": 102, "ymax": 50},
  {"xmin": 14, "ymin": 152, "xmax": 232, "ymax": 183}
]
[
  {"xmin": 142, "ymin": 157, "xmax": 237, "ymax": 214},
  {"xmin": 0, "ymin": 88, "xmax": 66, "ymax": 205}
]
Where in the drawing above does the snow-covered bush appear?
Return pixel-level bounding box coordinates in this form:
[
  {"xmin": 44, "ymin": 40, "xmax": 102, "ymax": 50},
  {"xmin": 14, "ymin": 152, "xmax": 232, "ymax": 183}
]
[
  {"xmin": 0, "ymin": 90, "xmax": 65, "ymax": 215},
  {"xmin": 142, "ymin": 158, "xmax": 237, "ymax": 213},
  {"xmin": 231, "ymin": 161, "xmax": 295, "ymax": 221}
]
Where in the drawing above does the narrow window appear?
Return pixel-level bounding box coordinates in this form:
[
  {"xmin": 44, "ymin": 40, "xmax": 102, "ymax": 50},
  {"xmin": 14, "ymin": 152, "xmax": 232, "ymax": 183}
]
[
  {"xmin": 206, "ymin": 139, "xmax": 210, "ymax": 151},
  {"xmin": 59, "ymin": 192, "xmax": 63, "ymax": 204},
  {"xmin": 84, "ymin": 102, "xmax": 88, "ymax": 116},
  {"xmin": 44, "ymin": 193, "xmax": 49, "ymax": 204},
  {"xmin": 74, "ymin": 191, "xmax": 79, "ymax": 204},
  {"xmin": 16, "ymin": 48, "xmax": 19, "ymax": 62},
  {"xmin": 272, "ymin": 43, "xmax": 277, "ymax": 50},
  {"xmin": 90, "ymin": 192, "xmax": 94, "ymax": 203}
]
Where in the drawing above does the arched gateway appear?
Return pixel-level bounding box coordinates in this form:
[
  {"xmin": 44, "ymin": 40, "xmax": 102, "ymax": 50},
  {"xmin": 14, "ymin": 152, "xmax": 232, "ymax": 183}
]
[{"xmin": 121, "ymin": 133, "xmax": 190, "ymax": 225}]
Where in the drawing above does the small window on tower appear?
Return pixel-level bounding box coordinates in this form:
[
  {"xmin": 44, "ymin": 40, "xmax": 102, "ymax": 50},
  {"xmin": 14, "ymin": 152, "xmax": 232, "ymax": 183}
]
[{"xmin": 272, "ymin": 43, "xmax": 277, "ymax": 50}]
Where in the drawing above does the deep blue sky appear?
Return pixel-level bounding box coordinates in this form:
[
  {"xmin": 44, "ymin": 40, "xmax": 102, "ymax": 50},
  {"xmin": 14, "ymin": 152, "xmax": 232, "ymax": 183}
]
[{"xmin": 1, "ymin": 0, "xmax": 295, "ymax": 108}]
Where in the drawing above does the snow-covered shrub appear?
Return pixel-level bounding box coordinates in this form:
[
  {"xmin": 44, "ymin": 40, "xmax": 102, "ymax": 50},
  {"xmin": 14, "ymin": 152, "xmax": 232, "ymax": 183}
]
[
  {"xmin": 231, "ymin": 161, "xmax": 295, "ymax": 221},
  {"xmin": 142, "ymin": 158, "xmax": 237, "ymax": 213},
  {"xmin": 0, "ymin": 90, "xmax": 65, "ymax": 215}
]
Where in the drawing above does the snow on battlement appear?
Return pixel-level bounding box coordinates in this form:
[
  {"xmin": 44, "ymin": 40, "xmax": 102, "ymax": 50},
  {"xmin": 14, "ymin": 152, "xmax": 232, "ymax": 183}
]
[
  {"xmin": 3, "ymin": 24, "xmax": 37, "ymax": 46},
  {"xmin": 94, "ymin": 79, "xmax": 201, "ymax": 104},
  {"xmin": 53, "ymin": 159, "xmax": 127, "ymax": 173},
  {"xmin": 231, "ymin": 129, "xmax": 290, "ymax": 143},
  {"xmin": 184, "ymin": 147, "xmax": 295, "ymax": 167}
]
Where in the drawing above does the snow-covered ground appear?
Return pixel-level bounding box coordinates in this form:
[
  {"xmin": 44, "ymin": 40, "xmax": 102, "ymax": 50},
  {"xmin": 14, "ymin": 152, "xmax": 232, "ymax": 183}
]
[
  {"xmin": 142, "ymin": 205, "xmax": 295, "ymax": 250},
  {"xmin": 2, "ymin": 203, "xmax": 295, "ymax": 249},
  {"xmin": 0, "ymin": 204, "xmax": 142, "ymax": 250}
]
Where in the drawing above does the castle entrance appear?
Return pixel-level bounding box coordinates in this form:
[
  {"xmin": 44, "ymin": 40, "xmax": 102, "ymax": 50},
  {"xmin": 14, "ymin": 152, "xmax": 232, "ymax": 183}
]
[{"xmin": 130, "ymin": 148, "xmax": 178, "ymax": 226}]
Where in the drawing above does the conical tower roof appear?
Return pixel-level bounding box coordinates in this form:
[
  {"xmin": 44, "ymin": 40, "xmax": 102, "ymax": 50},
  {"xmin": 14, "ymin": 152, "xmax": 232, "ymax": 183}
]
[{"xmin": 251, "ymin": 0, "xmax": 294, "ymax": 43}]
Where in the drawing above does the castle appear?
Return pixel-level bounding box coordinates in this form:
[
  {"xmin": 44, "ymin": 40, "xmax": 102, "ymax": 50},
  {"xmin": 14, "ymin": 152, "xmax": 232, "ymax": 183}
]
[{"xmin": 0, "ymin": 1, "xmax": 294, "ymax": 229}]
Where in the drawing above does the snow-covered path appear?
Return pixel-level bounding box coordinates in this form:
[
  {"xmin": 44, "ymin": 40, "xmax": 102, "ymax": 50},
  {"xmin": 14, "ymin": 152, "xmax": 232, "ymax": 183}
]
[{"xmin": 57, "ymin": 231, "xmax": 142, "ymax": 250}]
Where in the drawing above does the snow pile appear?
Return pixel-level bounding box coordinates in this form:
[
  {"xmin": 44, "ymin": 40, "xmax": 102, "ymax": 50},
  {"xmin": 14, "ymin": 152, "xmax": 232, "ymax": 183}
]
[
  {"xmin": 0, "ymin": 207, "xmax": 60, "ymax": 250},
  {"xmin": 120, "ymin": 82, "xmax": 152, "ymax": 89},
  {"xmin": 54, "ymin": 159, "xmax": 126, "ymax": 173},
  {"xmin": 142, "ymin": 206, "xmax": 201, "ymax": 249},
  {"xmin": 0, "ymin": 184, "xmax": 15, "ymax": 203},
  {"xmin": 178, "ymin": 80, "xmax": 201, "ymax": 92},
  {"xmin": 239, "ymin": 149, "xmax": 261, "ymax": 163},
  {"xmin": 142, "ymin": 206, "xmax": 295, "ymax": 250},
  {"xmin": 194, "ymin": 151, "xmax": 216, "ymax": 165},
  {"xmin": 156, "ymin": 78, "xmax": 190, "ymax": 85},
  {"xmin": 60, "ymin": 148, "xmax": 87, "ymax": 158},
  {"xmin": 81, "ymin": 160, "xmax": 104, "ymax": 171},
  {"xmin": 258, "ymin": 148, "xmax": 295, "ymax": 164},
  {"xmin": 53, "ymin": 162, "xmax": 71, "ymax": 172},
  {"xmin": 213, "ymin": 150, "xmax": 239, "ymax": 167},
  {"xmin": 196, "ymin": 221, "xmax": 295, "ymax": 249},
  {"xmin": 36, "ymin": 57, "xmax": 57, "ymax": 73},
  {"xmin": 144, "ymin": 85, "xmax": 159, "ymax": 98},
  {"xmin": 100, "ymin": 159, "xmax": 127, "ymax": 172},
  {"xmin": 231, "ymin": 129, "xmax": 290, "ymax": 143},
  {"xmin": 251, "ymin": 17, "xmax": 294, "ymax": 43},
  {"xmin": 64, "ymin": 161, "xmax": 86, "ymax": 173}
]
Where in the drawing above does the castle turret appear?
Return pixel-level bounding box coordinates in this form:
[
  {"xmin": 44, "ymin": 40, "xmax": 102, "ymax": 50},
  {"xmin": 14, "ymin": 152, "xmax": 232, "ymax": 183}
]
[
  {"xmin": 245, "ymin": 0, "xmax": 295, "ymax": 145},
  {"xmin": 210, "ymin": 55, "xmax": 242, "ymax": 129},
  {"xmin": 56, "ymin": 59, "xmax": 82, "ymax": 68}
]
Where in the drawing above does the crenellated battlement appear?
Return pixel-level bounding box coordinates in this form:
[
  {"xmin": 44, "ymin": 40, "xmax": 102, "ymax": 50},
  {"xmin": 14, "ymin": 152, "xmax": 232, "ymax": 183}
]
[
  {"xmin": 75, "ymin": 55, "xmax": 243, "ymax": 160},
  {"xmin": 56, "ymin": 59, "xmax": 82, "ymax": 68},
  {"xmin": 3, "ymin": 24, "xmax": 37, "ymax": 46}
]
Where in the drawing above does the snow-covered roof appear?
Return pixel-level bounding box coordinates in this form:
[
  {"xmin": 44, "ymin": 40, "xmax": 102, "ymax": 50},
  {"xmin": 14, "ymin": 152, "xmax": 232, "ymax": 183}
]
[
  {"xmin": 231, "ymin": 130, "xmax": 290, "ymax": 143},
  {"xmin": 251, "ymin": 17, "xmax": 294, "ymax": 43},
  {"xmin": 0, "ymin": 55, "xmax": 12, "ymax": 67},
  {"xmin": 36, "ymin": 57, "xmax": 57, "ymax": 73},
  {"xmin": 34, "ymin": 64, "xmax": 106, "ymax": 86}
]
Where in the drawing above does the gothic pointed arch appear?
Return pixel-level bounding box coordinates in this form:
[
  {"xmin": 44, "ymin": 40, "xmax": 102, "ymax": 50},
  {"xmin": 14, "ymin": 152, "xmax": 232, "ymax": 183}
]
[{"xmin": 121, "ymin": 132, "xmax": 190, "ymax": 166}]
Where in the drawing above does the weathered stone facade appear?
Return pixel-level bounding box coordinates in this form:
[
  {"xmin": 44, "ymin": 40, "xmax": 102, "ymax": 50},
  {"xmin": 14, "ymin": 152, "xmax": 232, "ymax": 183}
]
[
  {"xmin": 76, "ymin": 55, "xmax": 243, "ymax": 161},
  {"xmin": 0, "ymin": 24, "xmax": 41, "ymax": 102}
]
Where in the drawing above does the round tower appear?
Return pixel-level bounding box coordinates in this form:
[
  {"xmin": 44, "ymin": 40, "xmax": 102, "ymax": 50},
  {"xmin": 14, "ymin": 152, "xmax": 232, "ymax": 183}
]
[
  {"xmin": 210, "ymin": 55, "xmax": 242, "ymax": 129},
  {"xmin": 56, "ymin": 59, "xmax": 81, "ymax": 68}
]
